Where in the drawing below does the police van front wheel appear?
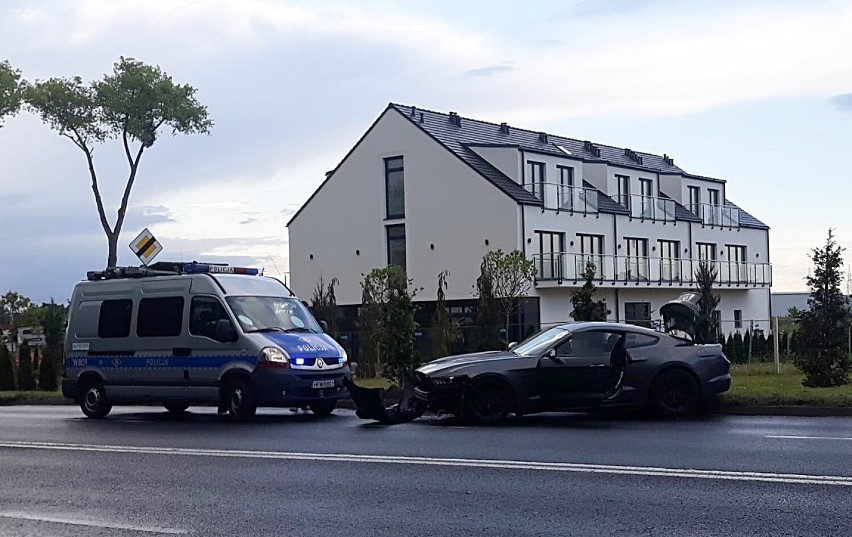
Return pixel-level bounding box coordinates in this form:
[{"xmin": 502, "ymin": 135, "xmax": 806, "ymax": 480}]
[
  {"xmin": 80, "ymin": 380, "xmax": 112, "ymax": 419},
  {"xmin": 225, "ymin": 378, "xmax": 257, "ymax": 420},
  {"xmin": 309, "ymin": 400, "xmax": 336, "ymax": 416}
]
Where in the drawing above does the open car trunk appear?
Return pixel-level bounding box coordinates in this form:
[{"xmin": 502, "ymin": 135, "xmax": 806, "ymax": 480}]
[{"xmin": 659, "ymin": 292, "xmax": 701, "ymax": 340}]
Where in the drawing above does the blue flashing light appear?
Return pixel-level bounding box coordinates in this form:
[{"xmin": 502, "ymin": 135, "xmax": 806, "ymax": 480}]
[{"xmin": 295, "ymin": 358, "xmax": 305, "ymax": 365}]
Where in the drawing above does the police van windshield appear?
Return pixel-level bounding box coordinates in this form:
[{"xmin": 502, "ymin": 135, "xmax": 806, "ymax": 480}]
[{"xmin": 225, "ymin": 296, "xmax": 322, "ymax": 334}]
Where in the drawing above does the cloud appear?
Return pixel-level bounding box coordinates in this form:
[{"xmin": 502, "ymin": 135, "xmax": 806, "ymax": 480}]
[
  {"xmin": 240, "ymin": 217, "xmax": 259, "ymax": 225},
  {"xmin": 832, "ymin": 93, "xmax": 852, "ymax": 112},
  {"xmin": 464, "ymin": 64, "xmax": 514, "ymax": 77}
]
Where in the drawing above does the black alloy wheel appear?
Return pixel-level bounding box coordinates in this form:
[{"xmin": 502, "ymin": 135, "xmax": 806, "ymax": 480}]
[
  {"xmin": 652, "ymin": 369, "xmax": 700, "ymax": 417},
  {"xmin": 465, "ymin": 378, "xmax": 513, "ymax": 424},
  {"xmin": 80, "ymin": 379, "xmax": 112, "ymax": 419}
]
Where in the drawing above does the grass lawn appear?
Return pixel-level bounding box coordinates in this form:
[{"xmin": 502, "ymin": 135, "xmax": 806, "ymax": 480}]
[
  {"xmin": 724, "ymin": 362, "xmax": 852, "ymax": 406},
  {"xmin": 0, "ymin": 390, "xmax": 65, "ymax": 404},
  {"xmin": 351, "ymin": 377, "xmax": 393, "ymax": 390}
]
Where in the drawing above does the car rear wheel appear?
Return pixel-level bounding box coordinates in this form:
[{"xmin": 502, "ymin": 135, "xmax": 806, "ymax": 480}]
[
  {"xmin": 163, "ymin": 403, "xmax": 190, "ymax": 413},
  {"xmin": 464, "ymin": 378, "xmax": 513, "ymax": 424},
  {"xmin": 225, "ymin": 378, "xmax": 257, "ymax": 420},
  {"xmin": 80, "ymin": 379, "xmax": 112, "ymax": 419},
  {"xmin": 651, "ymin": 369, "xmax": 699, "ymax": 417},
  {"xmin": 309, "ymin": 400, "xmax": 337, "ymax": 416}
]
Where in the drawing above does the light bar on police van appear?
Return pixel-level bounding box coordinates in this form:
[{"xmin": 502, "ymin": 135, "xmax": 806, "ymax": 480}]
[{"xmin": 182, "ymin": 263, "xmax": 259, "ymax": 276}]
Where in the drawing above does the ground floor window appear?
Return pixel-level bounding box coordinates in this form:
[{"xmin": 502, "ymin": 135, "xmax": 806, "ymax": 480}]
[{"xmin": 624, "ymin": 302, "xmax": 651, "ymax": 328}]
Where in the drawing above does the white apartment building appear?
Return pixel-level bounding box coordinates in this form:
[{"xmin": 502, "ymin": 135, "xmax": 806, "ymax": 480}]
[{"xmin": 288, "ymin": 104, "xmax": 771, "ymax": 343}]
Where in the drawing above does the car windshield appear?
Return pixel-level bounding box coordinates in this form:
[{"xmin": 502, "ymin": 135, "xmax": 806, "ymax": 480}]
[
  {"xmin": 512, "ymin": 326, "xmax": 570, "ymax": 356},
  {"xmin": 225, "ymin": 296, "xmax": 321, "ymax": 334}
]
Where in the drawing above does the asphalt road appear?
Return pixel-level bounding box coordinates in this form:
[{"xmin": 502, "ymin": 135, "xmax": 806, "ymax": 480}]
[{"xmin": 1, "ymin": 405, "xmax": 851, "ymax": 537}]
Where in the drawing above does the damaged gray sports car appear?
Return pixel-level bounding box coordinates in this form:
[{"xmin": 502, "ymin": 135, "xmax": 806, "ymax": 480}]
[{"xmin": 346, "ymin": 292, "xmax": 731, "ymax": 424}]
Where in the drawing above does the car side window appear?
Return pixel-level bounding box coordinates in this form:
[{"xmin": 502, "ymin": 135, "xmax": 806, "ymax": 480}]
[
  {"xmin": 555, "ymin": 331, "xmax": 620, "ymax": 357},
  {"xmin": 625, "ymin": 333, "xmax": 658, "ymax": 349},
  {"xmin": 190, "ymin": 296, "xmax": 232, "ymax": 340}
]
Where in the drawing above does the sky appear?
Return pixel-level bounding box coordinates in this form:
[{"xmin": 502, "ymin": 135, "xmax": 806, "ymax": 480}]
[{"xmin": 1, "ymin": 0, "xmax": 851, "ymax": 304}]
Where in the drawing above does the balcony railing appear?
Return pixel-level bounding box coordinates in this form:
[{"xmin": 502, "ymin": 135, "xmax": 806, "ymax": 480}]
[
  {"xmin": 700, "ymin": 203, "xmax": 740, "ymax": 227},
  {"xmin": 629, "ymin": 194, "xmax": 676, "ymax": 223},
  {"xmin": 523, "ymin": 182, "xmax": 599, "ymax": 215},
  {"xmin": 532, "ymin": 253, "xmax": 772, "ymax": 286}
]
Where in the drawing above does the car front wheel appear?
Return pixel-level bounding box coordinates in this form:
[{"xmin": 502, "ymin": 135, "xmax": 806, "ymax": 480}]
[
  {"xmin": 651, "ymin": 369, "xmax": 699, "ymax": 417},
  {"xmin": 464, "ymin": 378, "xmax": 513, "ymax": 424},
  {"xmin": 309, "ymin": 400, "xmax": 337, "ymax": 416},
  {"xmin": 225, "ymin": 378, "xmax": 257, "ymax": 420}
]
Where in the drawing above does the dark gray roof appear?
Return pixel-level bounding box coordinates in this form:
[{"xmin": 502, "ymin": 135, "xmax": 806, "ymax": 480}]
[
  {"xmin": 726, "ymin": 200, "xmax": 769, "ymax": 229},
  {"xmin": 659, "ymin": 192, "xmax": 701, "ymax": 223},
  {"xmin": 390, "ymin": 104, "xmax": 767, "ymax": 228}
]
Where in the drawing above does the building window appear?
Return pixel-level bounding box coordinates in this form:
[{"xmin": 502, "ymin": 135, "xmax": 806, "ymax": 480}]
[
  {"xmin": 527, "ymin": 161, "xmax": 545, "ymax": 201},
  {"xmin": 557, "ymin": 166, "xmax": 573, "ymax": 209},
  {"xmin": 578, "ymin": 234, "xmax": 605, "ymax": 279},
  {"xmin": 616, "ymin": 174, "xmax": 630, "ymax": 209},
  {"xmin": 638, "ymin": 178, "xmax": 654, "ymax": 218},
  {"xmin": 734, "ymin": 309, "xmax": 743, "ymax": 329},
  {"xmin": 137, "ymin": 297, "xmax": 184, "ymax": 337},
  {"xmin": 725, "ymin": 244, "xmax": 747, "ymax": 283},
  {"xmin": 384, "ymin": 156, "xmax": 405, "ymax": 219},
  {"xmin": 625, "ymin": 302, "xmax": 651, "ymax": 328},
  {"xmin": 386, "ymin": 224, "xmax": 407, "ymax": 272},
  {"xmin": 688, "ymin": 186, "xmax": 701, "ymax": 214},
  {"xmin": 625, "ymin": 238, "xmax": 649, "ymax": 281},
  {"xmin": 98, "ymin": 299, "xmax": 132, "ymax": 338},
  {"xmin": 697, "ymin": 242, "xmax": 717, "ymax": 262},
  {"xmin": 659, "ymin": 240, "xmax": 681, "ymax": 282},
  {"xmin": 708, "ymin": 188, "xmax": 720, "ymax": 206},
  {"xmin": 536, "ymin": 231, "xmax": 564, "ymax": 280},
  {"xmin": 713, "ymin": 310, "xmax": 722, "ymax": 338}
]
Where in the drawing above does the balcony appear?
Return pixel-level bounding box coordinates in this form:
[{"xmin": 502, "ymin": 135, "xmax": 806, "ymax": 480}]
[
  {"xmin": 628, "ymin": 194, "xmax": 676, "ymax": 223},
  {"xmin": 523, "ymin": 183, "xmax": 599, "ymax": 215},
  {"xmin": 532, "ymin": 253, "xmax": 771, "ymax": 287},
  {"xmin": 699, "ymin": 203, "xmax": 739, "ymax": 227}
]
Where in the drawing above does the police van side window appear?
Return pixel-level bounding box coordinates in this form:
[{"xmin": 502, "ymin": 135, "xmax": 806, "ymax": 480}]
[
  {"xmin": 98, "ymin": 299, "xmax": 133, "ymax": 338},
  {"xmin": 190, "ymin": 297, "xmax": 231, "ymax": 340},
  {"xmin": 137, "ymin": 297, "xmax": 184, "ymax": 337}
]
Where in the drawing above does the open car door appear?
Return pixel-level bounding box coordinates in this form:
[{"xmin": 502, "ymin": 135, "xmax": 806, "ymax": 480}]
[{"xmin": 537, "ymin": 329, "xmax": 626, "ymax": 407}]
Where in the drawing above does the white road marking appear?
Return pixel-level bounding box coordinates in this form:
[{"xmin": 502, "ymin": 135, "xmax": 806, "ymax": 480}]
[
  {"xmin": 0, "ymin": 512, "xmax": 186, "ymax": 534},
  {"xmin": 767, "ymin": 435, "xmax": 852, "ymax": 441},
  {"xmin": 1, "ymin": 440, "xmax": 851, "ymax": 487}
]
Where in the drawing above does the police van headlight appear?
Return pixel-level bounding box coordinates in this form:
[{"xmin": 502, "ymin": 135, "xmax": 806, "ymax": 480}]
[
  {"xmin": 339, "ymin": 346, "xmax": 348, "ymax": 364},
  {"xmin": 258, "ymin": 347, "xmax": 291, "ymax": 369}
]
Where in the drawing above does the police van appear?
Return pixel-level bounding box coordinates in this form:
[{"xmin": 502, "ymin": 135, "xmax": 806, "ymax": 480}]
[{"xmin": 62, "ymin": 262, "xmax": 350, "ymax": 419}]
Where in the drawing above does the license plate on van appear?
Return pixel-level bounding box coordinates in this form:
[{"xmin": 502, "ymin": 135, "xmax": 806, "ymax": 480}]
[{"xmin": 312, "ymin": 380, "xmax": 335, "ymax": 389}]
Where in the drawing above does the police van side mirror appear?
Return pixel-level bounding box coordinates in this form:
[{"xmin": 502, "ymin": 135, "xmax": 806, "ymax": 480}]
[
  {"xmin": 319, "ymin": 320, "xmax": 328, "ymax": 333},
  {"xmin": 215, "ymin": 319, "xmax": 238, "ymax": 343}
]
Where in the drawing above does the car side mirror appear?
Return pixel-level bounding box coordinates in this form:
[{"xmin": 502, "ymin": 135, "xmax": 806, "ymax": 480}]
[
  {"xmin": 215, "ymin": 319, "xmax": 238, "ymax": 343},
  {"xmin": 545, "ymin": 348, "xmax": 558, "ymax": 360},
  {"xmin": 319, "ymin": 320, "xmax": 328, "ymax": 333},
  {"xmin": 507, "ymin": 341, "xmax": 517, "ymax": 350}
]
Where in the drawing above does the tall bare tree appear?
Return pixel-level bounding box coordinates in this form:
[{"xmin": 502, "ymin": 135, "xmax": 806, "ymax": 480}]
[
  {"xmin": 25, "ymin": 57, "xmax": 212, "ymax": 267},
  {"xmin": 480, "ymin": 249, "xmax": 536, "ymax": 343}
]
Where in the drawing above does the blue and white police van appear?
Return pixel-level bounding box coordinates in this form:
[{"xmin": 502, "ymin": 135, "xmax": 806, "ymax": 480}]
[{"xmin": 62, "ymin": 262, "xmax": 350, "ymax": 419}]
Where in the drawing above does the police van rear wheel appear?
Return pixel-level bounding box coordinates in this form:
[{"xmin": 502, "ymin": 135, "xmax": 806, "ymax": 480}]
[
  {"xmin": 309, "ymin": 400, "xmax": 336, "ymax": 416},
  {"xmin": 80, "ymin": 380, "xmax": 111, "ymax": 419},
  {"xmin": 226, "ymin": 378, "xmax": 257, "ymax": 420}
]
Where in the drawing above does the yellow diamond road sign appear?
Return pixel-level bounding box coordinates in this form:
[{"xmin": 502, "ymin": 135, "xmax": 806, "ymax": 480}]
[{"xmin": 130, "ymin": 228, "xmax": 163, "ymax": 265}]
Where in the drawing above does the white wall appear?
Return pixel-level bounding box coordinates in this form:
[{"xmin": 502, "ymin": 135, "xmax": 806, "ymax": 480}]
[
  {"xmin": 468, "ymin": 146, "xmax": 521, "ymax": 182},
  {"xmin": 288, "ymin": 108, "xmax": 520, "ymax": 305}
]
